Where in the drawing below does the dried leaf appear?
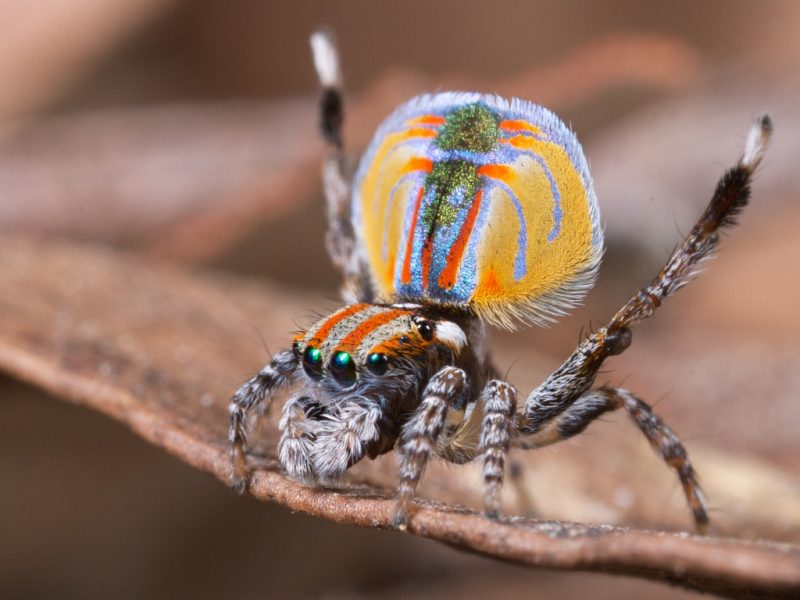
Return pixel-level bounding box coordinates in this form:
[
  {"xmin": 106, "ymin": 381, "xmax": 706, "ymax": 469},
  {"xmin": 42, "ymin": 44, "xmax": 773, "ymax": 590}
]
[{"xmin": 0, "ymin": 235, "xmax": 798, "ymax": 599}]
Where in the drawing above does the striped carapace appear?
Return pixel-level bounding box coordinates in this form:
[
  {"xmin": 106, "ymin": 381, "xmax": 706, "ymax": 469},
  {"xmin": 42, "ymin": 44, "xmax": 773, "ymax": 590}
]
[{"xmin": 228, "ymin": 30, "xmax": 772, "ymax": 531}]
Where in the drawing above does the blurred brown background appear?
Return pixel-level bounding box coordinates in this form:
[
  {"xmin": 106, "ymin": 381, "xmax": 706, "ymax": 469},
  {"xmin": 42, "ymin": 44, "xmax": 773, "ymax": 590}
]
[{"xmin": 1, "ymin": 1, "xmax": 798, "ymax": 598}]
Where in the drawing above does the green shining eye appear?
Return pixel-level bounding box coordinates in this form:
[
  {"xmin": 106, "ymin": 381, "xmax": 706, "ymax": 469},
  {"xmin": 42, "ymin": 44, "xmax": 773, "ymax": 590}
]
[
  {"xmin": 330, "ymin": 350, "xmax": 357, "ymax": 385},
  {"xmin": 302, "ymin": 346, "xmax": 323, "ymax": 379},
  {"xmin": 366, "ymin": 352, "xmax": 389, "ymax": 375}
]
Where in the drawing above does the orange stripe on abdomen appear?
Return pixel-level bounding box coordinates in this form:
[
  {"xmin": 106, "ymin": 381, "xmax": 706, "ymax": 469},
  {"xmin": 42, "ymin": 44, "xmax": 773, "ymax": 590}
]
[
  {"xmin": 338, "ymin": 308, "xmax": 411, "ymax": 351},
  {"xmin": 402, "ymin": 157, "xmax": 433, "ymax": 175},
  {"xmin": 477, "ymin": 163, "xmax": 512, "ymax": 183},
  {"xmin": 398, "ymin": 127, "xmax": 438, "ymax": 140},
  {"xmin": 475, "ymin": 268, "xmax": 503, "ymax": 297},
  {"xmin": 499, "ymin": 119, "xmax": 542, "ymax": 135},
  {"xmin": 401, "ymin": 187, "xmax": 426, "ymax": 285},
  {"xmin": 407, "ymin": 115, "xmax": 446, "ymax": 127},
  {"xmin": 438, "ymin": 189, "xmax": 483, "ymax": 290},
  {"xmin": 421, "ymin": 238, "xmax": 433, "ymax": 291}
]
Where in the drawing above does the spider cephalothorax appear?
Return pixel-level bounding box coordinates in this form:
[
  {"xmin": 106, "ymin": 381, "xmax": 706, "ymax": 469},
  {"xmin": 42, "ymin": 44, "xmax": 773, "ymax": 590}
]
[
  {"xmin": 229, "ymin": 30, "xmax": 771, "ymax": 531},
  {"xmin": 275, "ymin": 303, "xmax": 488, "ymax": 485}
]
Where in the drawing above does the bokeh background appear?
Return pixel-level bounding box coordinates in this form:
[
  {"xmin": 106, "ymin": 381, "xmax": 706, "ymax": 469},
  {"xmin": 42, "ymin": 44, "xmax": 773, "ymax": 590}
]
[{"xmin": 1, "ymin": 1, "xmax": 799, "ymax": 598}]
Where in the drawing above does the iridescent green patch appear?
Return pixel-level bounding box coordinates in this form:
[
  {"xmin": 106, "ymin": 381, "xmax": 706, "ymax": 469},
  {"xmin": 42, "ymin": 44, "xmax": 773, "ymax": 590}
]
[
  {"xmin": 422, "ymin": 159, "xmax": 480, "ymax": 233},
  {"xmin": 435, "ymin": 103, "xmax": 500, "ymax": 152},
  {"xmin": 419, "ymin": 103, "xmax": 500, "ymax": 237}
]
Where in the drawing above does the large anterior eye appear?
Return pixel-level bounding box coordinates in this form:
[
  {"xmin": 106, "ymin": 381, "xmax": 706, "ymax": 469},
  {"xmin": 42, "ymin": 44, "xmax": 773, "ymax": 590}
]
[
  {"xmin": 366, "ymin": 352, "xmax": 389, "ymax": 375},
  {"xmin": 330, "ymin": 350, "xmax": 357, "ymax": 385},
  {"xmin": 302, "ymin": 346, "xmax": 323, "ymax": 379}
]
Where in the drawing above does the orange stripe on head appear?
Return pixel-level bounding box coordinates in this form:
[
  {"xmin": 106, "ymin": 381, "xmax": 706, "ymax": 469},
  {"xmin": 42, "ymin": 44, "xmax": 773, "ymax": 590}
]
[
  {"xmin": 310, "ymin": 303, "xmax": 370, "ymax": 344},
  {"xmin": 370, "ymin": 339, "xmax": 403, "ymax": 355},
  {"xmin": 407, "ymin": 115, "xmax": 446, "ymax": 126},
  {"xmin": 401, "ymin": 187, "xmax": 426, "ymax": 285},
  {"xmin": 370, "ymin": 334, "xmax": 424, "ymax": 356},
  {"xmin": 499, "ymin": 119, "xmax": 542, "ymax": 135},
  {"xmin": 338, "ymin": 308, "xmax": 412, "ymax": 352},
  {"xmin": 438, "ymin": 190, "xmax": 483, "ymax": 290}
]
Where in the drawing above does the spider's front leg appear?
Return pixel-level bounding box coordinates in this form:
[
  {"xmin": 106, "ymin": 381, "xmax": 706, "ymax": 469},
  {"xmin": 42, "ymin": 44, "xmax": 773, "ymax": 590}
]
[
  {"xmin": 310, "ymin": 30, "xmax": 373, "ymax": 303},
  {"xmin": 393, "ymin": 366, "xmax": 469, "ymax": 528},
  {"xmin": 516, "ymin": 115, "xmax": 772, "ymax": 531},
  {"xmin": 433, "ymin": 378, "xmax": 519, "ymax": 519},
  {"xmin": 477, "ymin": 380, "xmax": 517, "ymax": 518},
  {"xmin": 228, "ymin": 350, "xmax": 297, "ymax": 493}
]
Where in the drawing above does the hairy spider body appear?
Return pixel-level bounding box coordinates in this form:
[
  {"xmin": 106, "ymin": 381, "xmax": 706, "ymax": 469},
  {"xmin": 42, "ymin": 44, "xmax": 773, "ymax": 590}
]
[
  {"xmin": 280, "ymin": 304, "xmax": 483, "ymax": 480},
  {"xmin": 229, "ymin": 31, "xmax": 771, "ymax": 531}
]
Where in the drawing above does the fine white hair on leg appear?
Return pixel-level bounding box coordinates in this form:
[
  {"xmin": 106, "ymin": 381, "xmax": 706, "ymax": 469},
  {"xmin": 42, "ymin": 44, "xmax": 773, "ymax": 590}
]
[
  {"xmin": 478, "ymin": 380, "xmax": 517, "ymax": 518},
  {"xmin": 393, "ymin": 366, "xmax": 468, "ymax": 529},
  {"xmin": 310, "ymin": 29, "xmax": 342, "ymax": 88},
  {"xmin": 742, "ymin": 113, "xmax": 773, "ymax": 171},
  {"xmin": 229, "ymin": 350, "xmax": 298, "ymax": 493}
]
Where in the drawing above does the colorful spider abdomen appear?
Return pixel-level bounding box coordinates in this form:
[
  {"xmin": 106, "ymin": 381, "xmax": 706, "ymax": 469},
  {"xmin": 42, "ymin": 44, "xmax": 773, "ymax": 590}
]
[{"xmin": 353, "ymin": 92, "xmax": 603, "ymax": 329}]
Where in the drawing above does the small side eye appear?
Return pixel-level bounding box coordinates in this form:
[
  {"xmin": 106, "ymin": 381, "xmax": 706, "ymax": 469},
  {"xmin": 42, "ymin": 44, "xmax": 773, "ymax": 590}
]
[
  {"xmin": 302, "ymin": 346, "xmax": 323, "ymax": 379},
  {"xmin": 415, "ymin": 319, "xmax": 434, "ymax": 341},
  {"xmin": 330, "ymin": 350, "xmax": 357, "ymax": 385},
  {"xmin": 366, "ymin": 352, "xmax": 389, "ymax": 375},
  {"xmin": 292, "ymin": 340, "xmax": 302, "ymax": 356}
]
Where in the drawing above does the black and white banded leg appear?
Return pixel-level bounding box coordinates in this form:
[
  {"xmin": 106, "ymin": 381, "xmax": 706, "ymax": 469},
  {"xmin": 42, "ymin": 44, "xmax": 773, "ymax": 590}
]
[
  {"xmin": 393, "ymin": 366, "xmax": 469, "ymax": 528},
  {"xmin": 478, "ymin": 380, "xmax": 517, "ymax": 518},
  {"xmin": 615, "ymin": 387, "xmax": 708, "ymax": 529},
  {"xmin": 229, "ymin": 350, "xmax": 297, "ymax": 492},
  {"xmin": 519, "ymin": 386, "xmax": 708, "ymax": 530},
  {"xmin": 514, "ymin": 115, "xmax": 771, "ymax": 531},
  {"xmin": 310, "ymin": 30, "xmax": 372, "ymax": 303}
]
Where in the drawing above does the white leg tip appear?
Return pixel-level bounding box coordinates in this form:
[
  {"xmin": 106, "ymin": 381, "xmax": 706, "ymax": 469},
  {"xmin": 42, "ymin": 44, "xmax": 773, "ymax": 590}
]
[
  {"xmin": 742, "ymin": 113, "xmax": 773, "ymax": 170},
  {"xmin": 310, "ymin": 29, "xmax": 342, "ymax": 88}
]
